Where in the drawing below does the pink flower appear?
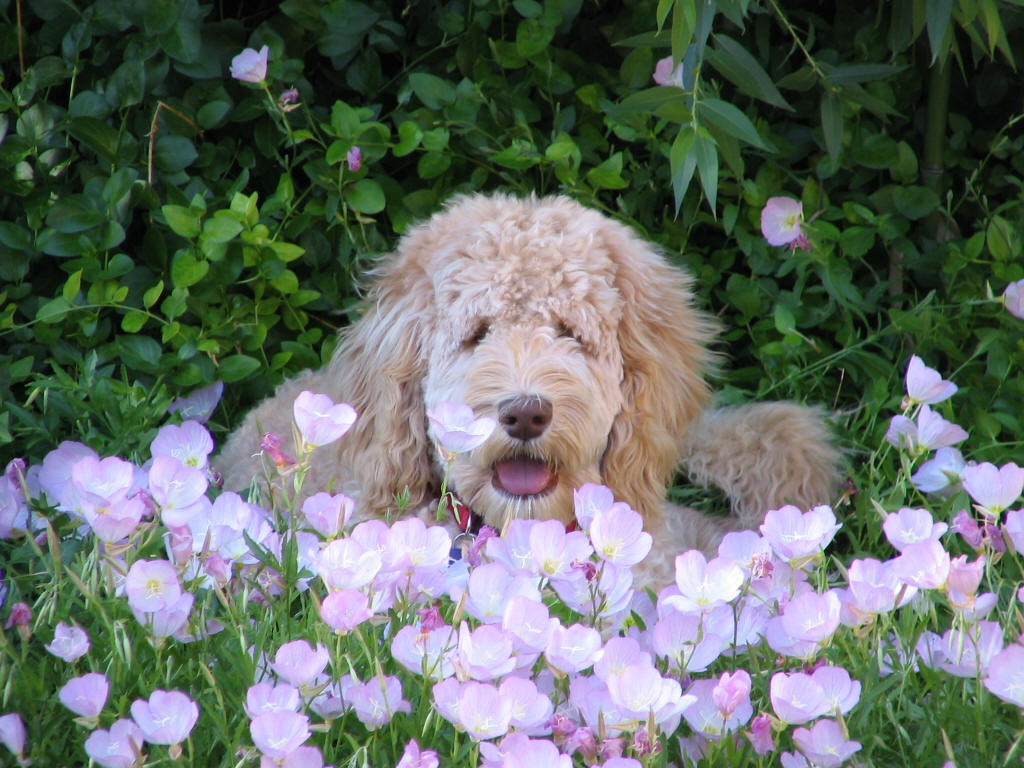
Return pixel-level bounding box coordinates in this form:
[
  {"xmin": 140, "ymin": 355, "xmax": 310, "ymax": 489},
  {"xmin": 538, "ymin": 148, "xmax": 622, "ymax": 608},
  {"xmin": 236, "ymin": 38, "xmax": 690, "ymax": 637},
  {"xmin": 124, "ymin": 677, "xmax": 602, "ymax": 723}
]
[
  {"xmin": 544, "ymin": 622, "xmax": 602, "ymax": 674},
  {"xmin": 904, "ymin": 355, "xmax": 957, "ymax": 405},
  {"xmin": 250, "ymin": 710, "xmax": 310, "ymax": 759},
  {"xmin": 321, "ymin": 589, "xmax": 372, "ymax": 633},
  {"xmin": 293, "ymin": 391, "xmax": 357, "ymax": 448},
  {"xmin": 131, "ymin": 590, "xmax": 194, "ymax": 638},
  {"xmin": 529, "ymin": 520, "xmax": 593, "ymax": 578},
  {"xmin": 59, "ymin": 672, "xmax": 109, "ymax": 719},
  {"xmin": 588, "ymin": 502, "xmax": 652, "ymax": 566},
  {"xmin": 278, "ymin": 88, "xmax": 301, "ymax": 112},
  {"xmin": 886, "ymin": 406, "xmax": 968, "ymax": 453},
  {"xmin": 5, "ymin": 601, "xmax": 31, "ymax": 630},
  {"xmin": 390, "ymin": 624, "xmax": 456, "ymax": 680},
  {"xmin": 712, "ymin": 669, "xmax": 751, "ymax": 718},
  {"xmin": 230, "ymin": 45, "xmax": 269, "ymax": 83},
  {"xmin": 271, "ymin": 639, "xmax": 330, "ymax": 689},
  {"xmin": 761, "ymin": 197, "xmax": 805, "ymax": 247},
  {"xmin": 455, "ymin": 622, "xmax": 516, "ymax": 681},
  {"xmin": 130, "ymin": 689, "xmax": 199, "ymax": 746},
  {"xmin": 1003, "ymin": 278, "xmax": 1024, "ymax": 319},
  {"xmin": 652, "ymin": 55, "xmax": 686, "ymax": 87},
  {"xmin": 791, "ymin": 718, "xmax": 861, "ymax": 768},
  {"xmin": 395, "ymin": 738, "xmax": 439, "ymax": 768},
  {"xmin": 665, "ymin": 551, "xmax": 744, "ymax": 613},
  {"xmin": 651, "ymin": 611, "xmax": 726, "ymax": 673},
  {"xmin": 759, "ymin": 505, "xmax": 840, "ymax": 565},
  {"xmin": 426, "ymin": 402, "xmax": 497, "ymax": 455},
  {"xmin": 260, "ymin": 432, "xmax": 295, "ymax": 469},
  {"xmin": 84, "ymin": 718, "xmax": 145, "ymax": 768},
  {"xmin": 911, "ymin": 447, "xmax": 965, "ymax": 494},
  {"xmin": 347, "ymin": 675, "xmax": 410, "ymax": 730},
  {"xmin": 347, "ymin": 146, "xmax": 363, "ymax": 172},
  {"xmin": 500, "ymin": 677, "xmax": 553, "ymax": 732},
  {"xmin": 148, "ymin": 456, "xmax": 208, "ymax": 527},
  {"xmin": 891, "ymin": 538, "xmax": 951, "ymax": 589},
  {"xmin": 1003, "ymin": 509, "xmax": 1024, "ymax": 552},
  {"xmin": 45, "ymin": 621, "xmax": 90, "ymax": 662},
  {"xmin": 882, "ymin": 507, "xmax": 947, "ymax": 551},
  {"xmin": 502, "ymin": 594, "xmax": 556, "ymax": 652},
  {"xmin": 151, "ymin": 421, "xmax": 214, "ymax": 469},
  {"xmin": 984, "ymin": 643, "xmax": 1024, "ymax": 707},
  {"xmin": 746, "ymin": 713, "xmax": 774, "ymax": 755},
  {"xmin": 963, "ymin": 461, "xmax": 1024, "ymax": 518},
  {"xmin": 245, "ymin": 682, "xmax": 301, "ymax": 718},
  {"xmin": 168, "ymin": 381, "xmax": 223, "ymax": 423},
  {"xmin": 682, "ymin": 677, "xmax": 748, "ymax": 736},
  {"xmin": 0, "ymin": 713, "xmax": 26, "ymax": 759},
  {"xmin": 301, "ymin": 492, "xmax": 354, "ymax": 538},
  {"xmin": 770, "ymin": 671, "xmax": 827, "ymax": 724},
  {"xmin": 124, "ymin": 558, "xmax": 182, "ymax": 614},
  {"xmin": 438, "ymin": 680, "xmax": 512, "ymax": 740},
  {"xmin": 843, "ymin": 557, "xmax": 906, "ymax": 620},
  {"xmin": 315, "ymin": 537, "xmax": 381, "ymax": 590}
]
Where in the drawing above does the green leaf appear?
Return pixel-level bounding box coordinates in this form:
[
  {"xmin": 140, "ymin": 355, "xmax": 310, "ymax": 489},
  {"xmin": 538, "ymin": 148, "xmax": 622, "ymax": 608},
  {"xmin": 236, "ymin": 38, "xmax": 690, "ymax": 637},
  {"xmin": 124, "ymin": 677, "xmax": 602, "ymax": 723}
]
[
  {"xmin": 516, "ymin": 19, "xmax": 554, "ymax": 58},
  {"xmin": 46, "ymin": 195, "xmax": 104, "ymax": 233},
  {"xmin": 121, "ymin": 311, "xmax": 148, "ymax": 333},
  {"xmin": 670, "ymin": 126, "xmax": 697, "ymax": 214},
  {"xmin": 0, "ymin": 222, "xmax": 32, "ymax": 251},
  {"xmin": 409, "ymin": 73, "xmax": 456, "ymax": 110},
  {"xmin": 892, "ymin": 186, "xmax": 940, "ymax": 220},
  {"xmin": 170, "ymin": 251, "xmax": 209, "ymax": 288},
  {"xmin": 826, "ymin": 63, "xmax": 908, "ymax": 85},
  {"xmin": 345, "ymin": 179, "xmax": 386, "ymax": 214},
  {"xmin": 707, "ymin": 35, "xmax": 792, "ymax": 110},
  {"xmin": 266, "ymin": 242, "xmax": 305, "ymax": 262},
  {"xmin": 143, "ymin": 281, "xmax": 164, "ymax": 309},
  {"xmin": 696, "ymin": 98, "xmax": 769, "ymax": 150},
  {"xmin": 417, "ymin": 153, "xmax": 451, "ymax": 179},
  {"xmin": 492, "ymin": 142, "xmax": 542, "ymax": 170},
  {"xmin": 36, "ymin": 296, "xmax": 72, "ymax": 323},
  {"xmin": 201, "ymin": 214, "xmax": 244, "ymax": 244},
  {"xmin": 773, "ymin": 304, "xmax": 797, "ymax": 335},
  {"xmin": 117, "ymin": 334, "xmax": 162, "ymax": 370},
  {"xmin": 62, "ymin": 269, "xmax": 82, "ymax": 303},
  {"xmin": 694, "ymin": 132, "xmax": 719, "ymax": 214},
  {"xmin": 394, "ymin": 121, "xmax": 423, "ymax": 157},
  {"xmin": 820, "ymin": 92, "xmax": 843, "ymax": 159},
  {"xmin": 196, "ymin": 101, "xmax": 232, "ymax": 129},
  {"xmin": 218, "ymin": 354, "xmax": 262, "ymax": 383},
  {"xmin": 926, "ymin": 0, "xmax": 955, "ymax": 63},
  {"xmin": 162, "ymin": 204, "xmax": 202, "ymax": 239},
  {"xmin": 154, "ymin": 135, "xmax": 198, "ymax": 173},
  {"xmin": 586, "ymin": 153, "xmax": 628, "ymax": 190}
]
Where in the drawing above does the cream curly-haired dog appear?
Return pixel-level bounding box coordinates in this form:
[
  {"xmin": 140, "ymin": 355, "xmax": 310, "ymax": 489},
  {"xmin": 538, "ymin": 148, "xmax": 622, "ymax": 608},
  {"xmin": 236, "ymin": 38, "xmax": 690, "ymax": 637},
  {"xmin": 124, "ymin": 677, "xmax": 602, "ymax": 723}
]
[{"xmin": 218, "ymin": 193, "xmax": 839, "ymax": 585}]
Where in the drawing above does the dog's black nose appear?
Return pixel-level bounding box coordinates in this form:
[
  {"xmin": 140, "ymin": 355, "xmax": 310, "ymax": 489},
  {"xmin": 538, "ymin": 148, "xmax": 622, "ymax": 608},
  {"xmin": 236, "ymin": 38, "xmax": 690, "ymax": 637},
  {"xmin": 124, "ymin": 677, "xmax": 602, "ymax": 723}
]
[{"xmin": 498, "ymin": 396, "xmax": 552, "ymax": 441}]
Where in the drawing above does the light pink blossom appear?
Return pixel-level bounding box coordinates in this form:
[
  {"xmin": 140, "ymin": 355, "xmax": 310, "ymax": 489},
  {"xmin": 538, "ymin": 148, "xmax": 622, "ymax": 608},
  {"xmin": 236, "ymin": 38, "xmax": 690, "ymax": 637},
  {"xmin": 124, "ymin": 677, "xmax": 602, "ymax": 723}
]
[
  {"xmin": 168, "ymin": 381, "xmax": 223, "ymax": 423},
  {"xmin": 652, "ymin": 55, "xmax": 686, "ymax": 87},
  {"xmin": 759, "ymin": 504, "xmax": 840, "ymax": 565},
  {"xmin": 293, "ymin": 391, "xmax": 357, "ymax": 448},
  {"xmin": 904, "ymin": 355, "xmax": 957, "ymax": 405},
  {"xmin": 84, "ymin": 718, "xmax": 144, "ymax": 768},
  {"xmin": 347, "ymin": 675, "xmax": 410, "ymax": 730},
  {"xmin": 59, "ymin": 672, "xmax": 109, "ymax": 719},
  {"xmin": 271, "ymin": 639, "xmax": 330, "ymax": 689},
  {"xmin": 124, "ymin": 558, "xmax": 182, "ymax": 614},
  {"xmin": 45, "ymin": 621, "xmax": 90, "ymax": 662},
  {"xmin": 130, "ymin": 689, "xmax": 199, "ymax": 746},
  {"xmin": 963, "ymin": 462, "xmax": 1024, "ymax": 518},
  {"xmin": 301, "ymin": 492, "xmax": 354, "ymax": 538},
  {"xmin": 984, "ymin": 643, "xmax": 1024, "ymax": 707},
  {"xmin": 0, "ymin": 713, "xmax": 26, "ymax": 759},
  {"xmin": 230, "ymin": 45, "xmax": 269, "ymax": 83},
  {"xmin": 791, "ymin": 718, "xmax": 861, "ymax": 768},
  {"xmin": 665, "ymin": 550, "xmax": 744, "ymax": 612},
  {"xmin": 426, "ymin": 402, "xmax": 497, "ymax": 454},
  {"xmin": 911, "ymin": 447, "xmax": 965, "ymax": 493},
  {"xmin": 1003, "ymin": 278, "xmax": 1024, "ymax": 319},
  {"xmin": 250, "ymin": 710, "xmax": 310, "ymax": 759},
  {"xmin": 395, "ymin": 738, "xmax": 439, "ymax": 768},
  {"xmin": 321, "ymin": 589, "xmax": 372, "ymax": 633},
  {"xmin": 882, "ymin": 507, "xmax": 947, "ymax": 551},
  {"xmin": 761, "ymin": 197, "xmax": 805, "ymax": 247}
]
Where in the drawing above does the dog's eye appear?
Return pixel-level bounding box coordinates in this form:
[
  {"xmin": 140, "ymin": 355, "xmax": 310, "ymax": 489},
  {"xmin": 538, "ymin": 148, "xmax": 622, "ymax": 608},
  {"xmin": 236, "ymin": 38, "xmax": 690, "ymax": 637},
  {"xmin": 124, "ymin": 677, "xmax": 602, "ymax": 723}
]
[{"xmin": 463, "ymin": 322, "xmax": 490, "ymax": 348}]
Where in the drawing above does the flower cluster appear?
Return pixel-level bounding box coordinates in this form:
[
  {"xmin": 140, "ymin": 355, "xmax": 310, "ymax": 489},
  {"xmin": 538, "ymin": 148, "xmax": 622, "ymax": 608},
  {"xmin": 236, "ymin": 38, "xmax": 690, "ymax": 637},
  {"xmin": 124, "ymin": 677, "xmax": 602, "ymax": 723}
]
[{"xmin": 4, "ymin": 365, "xmax": 1024, "ymax": 767}]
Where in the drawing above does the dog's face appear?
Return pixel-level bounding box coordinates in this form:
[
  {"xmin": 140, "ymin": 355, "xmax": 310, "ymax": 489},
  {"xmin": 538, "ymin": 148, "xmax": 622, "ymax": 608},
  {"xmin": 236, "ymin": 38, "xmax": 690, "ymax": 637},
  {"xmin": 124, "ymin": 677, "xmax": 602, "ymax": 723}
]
[
  {"xmin": 420, "ymin": 214, "xmax": 628, "ymax": 527},
  {"xmin": 329, "ymin": 194, "xmax": 715, "ymax": 530}
]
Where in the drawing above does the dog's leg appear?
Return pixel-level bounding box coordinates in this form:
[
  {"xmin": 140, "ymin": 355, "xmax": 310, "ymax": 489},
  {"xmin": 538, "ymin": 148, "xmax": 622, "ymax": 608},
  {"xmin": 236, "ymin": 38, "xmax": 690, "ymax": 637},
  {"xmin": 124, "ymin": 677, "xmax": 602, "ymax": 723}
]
[{"xmin": 679, "ymin": 402, "xmax": 842, "ymax": 529}]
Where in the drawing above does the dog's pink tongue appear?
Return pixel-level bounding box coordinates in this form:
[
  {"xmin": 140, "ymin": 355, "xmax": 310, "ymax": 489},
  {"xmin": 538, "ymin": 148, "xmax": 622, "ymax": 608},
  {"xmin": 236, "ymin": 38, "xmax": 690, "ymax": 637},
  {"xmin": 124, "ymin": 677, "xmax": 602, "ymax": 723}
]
[{"xmin": 494, "ymin": 459, "xmax": 554, "ymax": 496}]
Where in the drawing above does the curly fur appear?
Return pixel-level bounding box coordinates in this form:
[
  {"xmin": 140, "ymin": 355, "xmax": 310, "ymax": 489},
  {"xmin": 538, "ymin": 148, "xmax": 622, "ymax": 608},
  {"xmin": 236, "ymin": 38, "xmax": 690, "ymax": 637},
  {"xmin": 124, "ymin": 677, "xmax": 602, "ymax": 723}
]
[{"xmin": 217, "ymin": 193, "xmax": 841, "ymax": 587}]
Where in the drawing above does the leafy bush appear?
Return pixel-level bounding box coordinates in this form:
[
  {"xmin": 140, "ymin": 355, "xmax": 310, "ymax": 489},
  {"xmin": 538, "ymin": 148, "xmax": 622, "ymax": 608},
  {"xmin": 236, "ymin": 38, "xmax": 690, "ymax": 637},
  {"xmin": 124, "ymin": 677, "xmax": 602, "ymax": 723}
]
[{"xmin": 2, "ymin": 0, "xmax": 1024, "ymax": 765}]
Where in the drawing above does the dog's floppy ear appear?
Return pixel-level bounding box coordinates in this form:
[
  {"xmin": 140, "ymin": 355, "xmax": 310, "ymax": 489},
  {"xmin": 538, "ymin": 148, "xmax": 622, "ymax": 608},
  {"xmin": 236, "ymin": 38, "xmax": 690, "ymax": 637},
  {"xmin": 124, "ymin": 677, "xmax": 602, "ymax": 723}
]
[
  {"xmin": 600, "ymin": 224, "xmax": 719, "ymax": 527},
  {"xmin": 326, "ymin": 252, "xmax": 435, "ymax": 516}
]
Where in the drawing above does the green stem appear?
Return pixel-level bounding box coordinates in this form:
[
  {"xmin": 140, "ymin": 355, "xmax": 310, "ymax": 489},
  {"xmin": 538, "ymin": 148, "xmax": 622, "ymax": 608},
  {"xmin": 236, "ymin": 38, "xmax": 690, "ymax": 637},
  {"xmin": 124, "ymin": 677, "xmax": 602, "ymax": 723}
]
[{"xmin": 922, "ymin": 57, "xmax": 951, "ymax": 237}]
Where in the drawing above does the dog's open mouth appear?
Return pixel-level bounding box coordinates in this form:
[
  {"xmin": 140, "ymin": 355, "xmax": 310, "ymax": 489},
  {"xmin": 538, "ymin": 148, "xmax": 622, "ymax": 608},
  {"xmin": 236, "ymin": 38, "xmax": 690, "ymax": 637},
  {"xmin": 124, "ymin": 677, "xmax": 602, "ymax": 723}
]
[{"xmin": 491, "ymin": 458, "xmax": 558, "ymax": 497}]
